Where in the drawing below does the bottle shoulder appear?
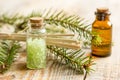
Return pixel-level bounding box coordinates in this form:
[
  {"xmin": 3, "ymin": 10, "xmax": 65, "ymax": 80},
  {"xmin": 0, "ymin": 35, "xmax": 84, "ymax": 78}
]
[
  {"xmin": 92, "ymin": 20, "xmax": 112, "ymax": 28},
  {"xmin": 28, "ymin": 28, "xmax": 46, "ymax": 34}
]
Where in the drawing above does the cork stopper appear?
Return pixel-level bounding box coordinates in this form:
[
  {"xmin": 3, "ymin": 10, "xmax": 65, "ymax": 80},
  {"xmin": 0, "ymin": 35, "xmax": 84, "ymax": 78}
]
[
  {"xmin": 30, "ymin": 17, "xmax": 43, "ymax": 23},
  {"xmin": 97, "ymin": 7, "xmax": 109, "ymax": 13},
  {"xmin": 29, "ymin": 17, "xmax": 43, "ymax": 29},
  {"xmin": 95, "ymin": 7, "xmax": 110, "ymax": 15}
]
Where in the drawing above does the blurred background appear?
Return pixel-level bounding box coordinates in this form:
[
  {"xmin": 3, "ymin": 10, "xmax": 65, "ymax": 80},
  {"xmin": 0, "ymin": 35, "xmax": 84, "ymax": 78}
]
[
  {"xmin": 0, "ymin": 0, "xmax": 120, "ymax": 48},
  {"xmin": 0, "ymin": 0, "xmax": 119, "ymax": 22}
]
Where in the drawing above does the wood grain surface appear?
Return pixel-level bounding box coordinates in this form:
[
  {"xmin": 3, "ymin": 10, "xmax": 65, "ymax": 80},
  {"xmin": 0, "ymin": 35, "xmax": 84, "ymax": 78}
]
[
  {"xmin": 0, "ymin": 0, "xmax": 120, "ymax": 80},
  {"xmin": 0, "ymin": 47, "xmax": 120, "ymax": 80}
]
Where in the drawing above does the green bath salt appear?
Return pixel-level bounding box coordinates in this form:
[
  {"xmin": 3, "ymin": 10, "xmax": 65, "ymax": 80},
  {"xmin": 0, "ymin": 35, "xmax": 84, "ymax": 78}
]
[{"xmin": 27, "ymin": 38, "xmax": 46, "ymax": 69}]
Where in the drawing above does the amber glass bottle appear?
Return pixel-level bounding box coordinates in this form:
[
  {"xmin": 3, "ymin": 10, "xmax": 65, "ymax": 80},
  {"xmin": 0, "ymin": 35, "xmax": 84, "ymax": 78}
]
[{"xmin": 92, "ymin": 8, "xmax": 112, "ymax": 57}]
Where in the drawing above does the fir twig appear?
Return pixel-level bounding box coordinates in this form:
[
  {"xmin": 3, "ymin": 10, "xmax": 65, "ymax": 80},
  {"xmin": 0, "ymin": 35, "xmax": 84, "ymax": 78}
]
[
  {"xmin": 0, "ymin": 10, "xmax": 91, "ymax": 39},
  {"xmin": 44, "ymin": 11, "xmax": 91, "ymax": 39},
  {"xmin": 0, "ymin": 41, "xmax": 20, "ymax": 73},
  {"xmin": 47, "ymin": 46, "xmax": 92, "ymax": 74},
  {"xmin": 0, "ymin": 10, "xmax": 92, "ymax": 46}
]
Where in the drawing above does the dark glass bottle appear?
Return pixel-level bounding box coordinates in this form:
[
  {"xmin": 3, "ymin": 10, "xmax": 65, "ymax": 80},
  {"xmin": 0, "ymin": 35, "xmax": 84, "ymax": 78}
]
[{"xmin": 92, "ymin": 8, "xmax": 112, "ymax": 57}]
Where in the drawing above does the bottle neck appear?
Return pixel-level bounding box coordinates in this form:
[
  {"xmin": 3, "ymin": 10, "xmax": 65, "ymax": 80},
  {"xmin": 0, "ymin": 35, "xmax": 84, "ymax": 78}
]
[
  {"xmin": 28, "ymin": 22, "xmax": 46, "ymax": 34},
  {"xmin": 95, "ymin": 13, "xmax": 110, "ymax": 21}
]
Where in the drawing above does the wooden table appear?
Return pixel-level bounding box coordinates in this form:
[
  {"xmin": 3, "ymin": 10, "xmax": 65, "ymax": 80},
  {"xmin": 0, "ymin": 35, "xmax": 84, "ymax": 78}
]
[
  {"xmin": 0, "ymin": 0, "xmax": 120, "ymax": 80},
  {"xmin": 0, "ymin": 46, "xmax": 120, "ymax": 80}
]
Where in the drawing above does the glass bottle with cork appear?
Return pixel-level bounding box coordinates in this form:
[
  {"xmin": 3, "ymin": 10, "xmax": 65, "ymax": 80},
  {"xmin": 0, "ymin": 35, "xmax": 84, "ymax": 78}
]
[
  {"xmin": 26, "ymin": 17, "xmax": 46, "ymax": 69},
  {"xmin": 92, "ymin": 8, "xmax": 112, "ymax": 57}
]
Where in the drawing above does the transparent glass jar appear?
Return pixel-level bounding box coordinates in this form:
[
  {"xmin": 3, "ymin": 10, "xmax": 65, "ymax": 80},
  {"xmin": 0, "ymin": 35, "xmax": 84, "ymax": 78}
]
[{"xmin": 26, "ymin": 17, "xmax": 46, "ymax": 69}]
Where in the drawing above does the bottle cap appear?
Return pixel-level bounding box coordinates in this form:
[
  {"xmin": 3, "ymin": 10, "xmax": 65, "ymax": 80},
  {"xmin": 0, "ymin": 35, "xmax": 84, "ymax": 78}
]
[
  {"xmin": 29, "ymin": 17, "xmax": 43, "ymax": 29},
  {"xmin": 95, "ymin": 7, "xmax": 111, "ymax": 15},
  {"xmin": 97, "ymin": 7, "xmax": 109, "ymax": 13},
  {"xmin": 30, "ymin": 17, "xmax": 43, "ymax": 23}
]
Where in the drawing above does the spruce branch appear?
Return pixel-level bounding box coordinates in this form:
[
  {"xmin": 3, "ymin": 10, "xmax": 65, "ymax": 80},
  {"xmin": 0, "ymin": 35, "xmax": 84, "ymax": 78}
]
[
  {"xmin": 0, "ymin": 41, "xmax": 20, "ymax": 73},
  {"xmin": 0, "ymin": 10, "xmax": 91, "ymax": 39},
  {"xmin": 44, "ymin": 11, "xmax": 91, "ymax": 39},
  {"xmin": 47, "ymin": 46, "xmax": 92, "ymax": 74},
  {"xmin": 0, "ymin": 10, "xmax": 92, "ymax": 47}
]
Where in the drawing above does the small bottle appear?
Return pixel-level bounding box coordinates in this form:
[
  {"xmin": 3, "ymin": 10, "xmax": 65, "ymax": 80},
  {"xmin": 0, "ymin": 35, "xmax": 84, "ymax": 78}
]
[
  {"xmin": 92, "ymin": 8, "xmax": 112, "ymax": 57},
  {"xmin": 27, "ymin": 17, "xmax": 46, "ymax": 69}
]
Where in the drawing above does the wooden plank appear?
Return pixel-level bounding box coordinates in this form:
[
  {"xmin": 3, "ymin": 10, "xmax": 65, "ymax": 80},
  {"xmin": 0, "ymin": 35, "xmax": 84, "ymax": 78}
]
[{"xmin": 0, "ymin": 52, "xmax": 84, "ymax": 80}]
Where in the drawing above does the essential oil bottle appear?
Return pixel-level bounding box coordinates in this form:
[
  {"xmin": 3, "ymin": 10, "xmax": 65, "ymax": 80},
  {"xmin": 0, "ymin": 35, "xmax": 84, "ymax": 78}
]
[
  {"xmin": 92, "ymin": 8, "xmax": 112, "ymax": 57},
  {"xmin": 27, "ymin": 17, "xmax": 46, "ymax": 69}
]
